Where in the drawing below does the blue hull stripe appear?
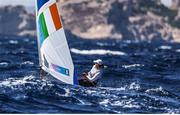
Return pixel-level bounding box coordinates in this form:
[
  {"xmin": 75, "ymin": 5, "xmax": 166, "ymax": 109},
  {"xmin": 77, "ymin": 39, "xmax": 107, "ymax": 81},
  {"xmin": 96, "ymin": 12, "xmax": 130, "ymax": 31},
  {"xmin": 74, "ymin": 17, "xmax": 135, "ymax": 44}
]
[{"xmin": 37, "ymin": 0, "xmax": 49, "ymax": 10}]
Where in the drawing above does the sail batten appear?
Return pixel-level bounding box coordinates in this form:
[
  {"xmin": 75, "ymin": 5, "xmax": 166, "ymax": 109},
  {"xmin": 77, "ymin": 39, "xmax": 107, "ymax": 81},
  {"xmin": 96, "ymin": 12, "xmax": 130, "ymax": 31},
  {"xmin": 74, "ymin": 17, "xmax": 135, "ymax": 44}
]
[{"xmin": 36, "ymin": 0, "xmax": 78, "ymax": 85}]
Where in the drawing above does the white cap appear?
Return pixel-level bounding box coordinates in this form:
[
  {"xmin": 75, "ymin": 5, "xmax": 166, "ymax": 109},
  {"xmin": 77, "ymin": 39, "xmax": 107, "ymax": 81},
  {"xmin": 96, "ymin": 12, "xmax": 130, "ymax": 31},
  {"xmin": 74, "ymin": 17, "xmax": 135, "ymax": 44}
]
[{"xmin": 93, "ymin": 59, "xmax": 103, "ymax": 65}]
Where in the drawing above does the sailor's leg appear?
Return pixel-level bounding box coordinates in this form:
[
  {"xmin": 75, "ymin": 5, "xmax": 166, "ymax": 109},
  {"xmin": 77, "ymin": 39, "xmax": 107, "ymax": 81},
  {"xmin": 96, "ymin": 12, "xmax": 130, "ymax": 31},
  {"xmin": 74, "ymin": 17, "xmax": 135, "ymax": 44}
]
[{"xmin": 79, "ymin": 72, "xmax": 88, "ymax": 80}]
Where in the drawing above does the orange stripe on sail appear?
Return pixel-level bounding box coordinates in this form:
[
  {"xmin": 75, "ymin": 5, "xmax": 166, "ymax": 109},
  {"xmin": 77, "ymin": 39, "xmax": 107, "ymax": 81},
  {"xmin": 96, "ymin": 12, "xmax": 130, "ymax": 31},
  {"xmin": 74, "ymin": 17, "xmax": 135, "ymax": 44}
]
[{"xmin": 49, "ymin": 3, "xmax": 62, "ymax": 30}]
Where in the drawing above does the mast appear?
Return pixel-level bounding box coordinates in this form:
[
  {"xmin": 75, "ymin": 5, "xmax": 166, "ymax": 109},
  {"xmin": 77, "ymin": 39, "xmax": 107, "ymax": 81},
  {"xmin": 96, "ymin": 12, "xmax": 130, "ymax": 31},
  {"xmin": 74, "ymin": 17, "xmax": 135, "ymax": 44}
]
[{"xmin": 35, "ymin": 0, "xmax": 42, "ymax": 67}]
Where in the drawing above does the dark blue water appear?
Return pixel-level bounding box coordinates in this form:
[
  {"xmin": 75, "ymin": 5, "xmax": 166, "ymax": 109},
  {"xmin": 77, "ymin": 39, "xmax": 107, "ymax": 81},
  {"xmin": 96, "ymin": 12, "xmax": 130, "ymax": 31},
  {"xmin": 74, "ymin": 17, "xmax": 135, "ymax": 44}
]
[{"xmin": 0, "ymin": 35, "xmax": 180, "ymax": 113}]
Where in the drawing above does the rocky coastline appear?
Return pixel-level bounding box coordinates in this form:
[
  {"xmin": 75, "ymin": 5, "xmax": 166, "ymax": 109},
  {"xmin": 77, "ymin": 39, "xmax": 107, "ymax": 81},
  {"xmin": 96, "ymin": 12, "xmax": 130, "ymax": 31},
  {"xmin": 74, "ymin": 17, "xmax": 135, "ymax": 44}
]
[{"xmin": 0, "ymin": 0, "xmax": 180, "ymax": 42}]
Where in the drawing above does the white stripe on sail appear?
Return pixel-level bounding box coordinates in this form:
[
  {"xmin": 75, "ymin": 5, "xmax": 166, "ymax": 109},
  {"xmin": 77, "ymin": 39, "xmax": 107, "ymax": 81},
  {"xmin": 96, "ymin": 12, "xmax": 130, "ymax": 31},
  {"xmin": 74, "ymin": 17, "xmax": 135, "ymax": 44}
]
[{"xmin": 44, "ymin": 8, "xmax": 56, "ymax": 35}]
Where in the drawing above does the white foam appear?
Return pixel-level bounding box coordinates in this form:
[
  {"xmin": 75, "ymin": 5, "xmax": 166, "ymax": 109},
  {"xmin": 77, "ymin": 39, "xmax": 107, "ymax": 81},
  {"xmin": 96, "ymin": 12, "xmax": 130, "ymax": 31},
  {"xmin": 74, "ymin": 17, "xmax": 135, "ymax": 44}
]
[
  {"xmin": 96, "ymin": 42, "xmax": 108, "ymax": 46},
  {"xmin": 63, "ymin": 88, "xmax": 71, "ymax": 97},
  {"xmin": 96, "ymin": 42, "xmax": 115, "ymax": 47},
  {"xmin": 129, "ymin": 82, "xmax": 140, "ymax": 90},
  {"xmin": 56, "ymin": 88, "xmax": 71, "ymax": 97},
  {"xmin": 70, "ymin": 48, "xmax": 127, "ymax": 56},
  {"xmin": 145, "ymin": 86, "xmax": 168, "ymax": 95},
  {"xmin": 159, "ymin": 45, "xmax": 172, "ymax": 50},
  {"xmin": 99, "ymin": 82, "xmax": 140, "ymax": 91},
  {"xmin": 111, "ymin": 99, "xmax": 140, "ymax": 109},
  {"xmin": 176, "ymin": 49, "xmax": 180, "ymax": 52},
  {"xmin": 123, "ymin": 98, "xmax": 140, "ymax": 109},
  {"xmin": 124, "ymin": 40, "xmax": 132, "ymax": 44},
  {"xmin": 99, "ymin": 87, "xmax": 126, "ymax": 91},
  {"xmin": 123, "ymin": 103, "xmax": 140, "ymax": 109},
  {"xmin": 21, "ymin": 61, "xmax": 34, "ymax": 65},
  {"xmin": 0, "ymin": 62, "xmax": 9, "ymax": 66},
  {"xmin": 0, "ymin": 75, "xmax": 36, "ymax": 87},
  {"xmin": 86, "ymin": 90, "xmax": 97, "ymax": 94},
  {"xmin": 111, "ymin": 100, "xmax": 123, "ymax": 106},
  {"xmin": 9, "ymin": 40, "xmax": 18, "ymax": 44},
  {"xmin": 167, "ymin": 108, "xmax": 180, "ymax": 114},
  {"xmin": 122, "ymin": 64, "xmax": 144, "ymax": 69},
  {"xmin": 99, "ymin": 99, "xmax": 109, "ymax": 105}
]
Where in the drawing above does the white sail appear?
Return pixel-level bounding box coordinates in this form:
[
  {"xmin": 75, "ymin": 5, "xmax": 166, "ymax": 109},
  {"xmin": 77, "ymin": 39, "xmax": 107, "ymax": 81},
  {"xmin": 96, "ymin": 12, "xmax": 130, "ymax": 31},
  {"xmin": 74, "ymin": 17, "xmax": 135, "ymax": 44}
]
[{"xmin": 35, "ymin": 0, "xmax": 78, "ymax": 85}]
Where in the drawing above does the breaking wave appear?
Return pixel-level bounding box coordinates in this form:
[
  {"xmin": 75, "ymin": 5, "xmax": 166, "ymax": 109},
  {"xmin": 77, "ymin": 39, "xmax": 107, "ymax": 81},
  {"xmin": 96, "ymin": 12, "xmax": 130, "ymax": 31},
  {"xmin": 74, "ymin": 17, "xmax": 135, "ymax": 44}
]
[
  {"xmin": 176, "ymin": 49, "xmax": 180, "ymax": 52},
  {"xmin": 8, "ymin": 40, "xmax": 19, "ymax": 44},
  {"xmin": 70, "ymin": 48, "xmax": 127, "ymax": 56},
  {"xmin": 122, "ymin": 64, "xmax": 144, "ymax": 69},
  {"xmin": 0, "ymin": 75, "xmax": 40, "ymax": 87},
  {"xmin": 159, "ymin": 45, "xmax": 172, "ymax": 50}
]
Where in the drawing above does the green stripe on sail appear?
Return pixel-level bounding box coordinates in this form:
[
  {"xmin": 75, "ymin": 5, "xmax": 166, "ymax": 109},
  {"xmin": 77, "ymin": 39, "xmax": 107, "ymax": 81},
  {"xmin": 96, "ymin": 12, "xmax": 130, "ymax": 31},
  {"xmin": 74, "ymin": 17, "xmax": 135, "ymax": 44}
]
[{"xmin": 40, "ymin": 13, "xmax": 49, "ymax": 39}]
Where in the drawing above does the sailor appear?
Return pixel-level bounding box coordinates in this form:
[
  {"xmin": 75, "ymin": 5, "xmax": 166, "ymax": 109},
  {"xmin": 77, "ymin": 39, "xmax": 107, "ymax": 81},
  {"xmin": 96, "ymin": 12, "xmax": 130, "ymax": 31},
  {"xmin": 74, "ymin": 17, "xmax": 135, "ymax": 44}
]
[{"xmin": 79, "ymin": 59, "xmax": 104, "ymax": 86}]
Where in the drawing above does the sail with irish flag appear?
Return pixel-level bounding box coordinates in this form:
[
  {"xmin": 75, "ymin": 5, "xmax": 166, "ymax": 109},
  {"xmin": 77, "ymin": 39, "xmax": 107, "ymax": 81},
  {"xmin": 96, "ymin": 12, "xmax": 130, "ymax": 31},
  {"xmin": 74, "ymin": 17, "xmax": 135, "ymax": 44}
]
[{"xmin": 35, "ymin": 0, "xmax": 78, "ymax": 85}]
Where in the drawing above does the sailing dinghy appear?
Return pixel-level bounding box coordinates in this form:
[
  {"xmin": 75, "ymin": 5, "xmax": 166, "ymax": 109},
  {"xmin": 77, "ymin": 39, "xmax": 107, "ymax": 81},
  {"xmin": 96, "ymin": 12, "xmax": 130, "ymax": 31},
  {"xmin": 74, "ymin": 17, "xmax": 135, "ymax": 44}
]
[{"xmin": 35, "ymin": 0, "xmax": 78, "ymax": 85}]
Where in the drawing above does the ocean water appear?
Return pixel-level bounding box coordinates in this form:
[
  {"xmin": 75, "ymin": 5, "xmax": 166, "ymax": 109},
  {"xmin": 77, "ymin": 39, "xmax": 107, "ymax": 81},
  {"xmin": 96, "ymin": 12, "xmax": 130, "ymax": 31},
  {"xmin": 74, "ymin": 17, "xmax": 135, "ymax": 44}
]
[{"xmin": 0, "ymin": 35, "xmax": 180, "ymax": 113}]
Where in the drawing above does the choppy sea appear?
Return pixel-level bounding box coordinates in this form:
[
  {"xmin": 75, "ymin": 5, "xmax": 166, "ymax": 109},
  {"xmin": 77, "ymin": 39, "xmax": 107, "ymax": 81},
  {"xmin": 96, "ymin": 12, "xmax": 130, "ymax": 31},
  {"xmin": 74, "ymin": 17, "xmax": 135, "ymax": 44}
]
[{"xmin": 0, "ymin": 35, "xmax": 180, "ymax": 113}]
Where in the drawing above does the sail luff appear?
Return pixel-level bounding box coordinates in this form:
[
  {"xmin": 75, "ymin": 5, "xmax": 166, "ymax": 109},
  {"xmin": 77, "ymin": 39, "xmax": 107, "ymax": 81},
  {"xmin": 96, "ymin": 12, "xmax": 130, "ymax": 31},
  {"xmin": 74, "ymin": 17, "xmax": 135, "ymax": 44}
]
[{"xmin": 35, "ymin": 0, "xmax": 42, "ymax": 67}]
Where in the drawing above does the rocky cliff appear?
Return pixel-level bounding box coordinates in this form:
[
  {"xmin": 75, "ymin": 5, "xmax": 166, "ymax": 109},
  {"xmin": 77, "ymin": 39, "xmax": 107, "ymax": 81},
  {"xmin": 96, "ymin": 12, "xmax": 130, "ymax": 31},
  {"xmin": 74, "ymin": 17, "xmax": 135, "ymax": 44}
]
[
  {"xmin": 0, "ymin": 5, "xmax": 36, "ymax": 37},
  {"xmin": 0, "ymin": 0, "xmax": 180, "ymax": 42}
]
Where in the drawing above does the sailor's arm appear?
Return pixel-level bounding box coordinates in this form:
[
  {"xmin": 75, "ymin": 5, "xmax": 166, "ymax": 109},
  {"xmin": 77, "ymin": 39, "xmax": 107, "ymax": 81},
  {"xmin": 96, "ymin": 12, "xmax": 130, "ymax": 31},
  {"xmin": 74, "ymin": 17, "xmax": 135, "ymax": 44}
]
[{"xmin": 87, "ymin": 72, "xmax": 101, "ymax": 81}]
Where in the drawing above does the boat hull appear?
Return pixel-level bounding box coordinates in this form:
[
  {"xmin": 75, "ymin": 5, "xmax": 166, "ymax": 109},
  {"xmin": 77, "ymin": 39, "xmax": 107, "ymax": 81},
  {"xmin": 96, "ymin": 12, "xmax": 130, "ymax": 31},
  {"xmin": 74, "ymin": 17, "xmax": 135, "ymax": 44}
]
[{"xmin": 78, "ymin": 79, "xmax": 97, "ymax": 87}]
